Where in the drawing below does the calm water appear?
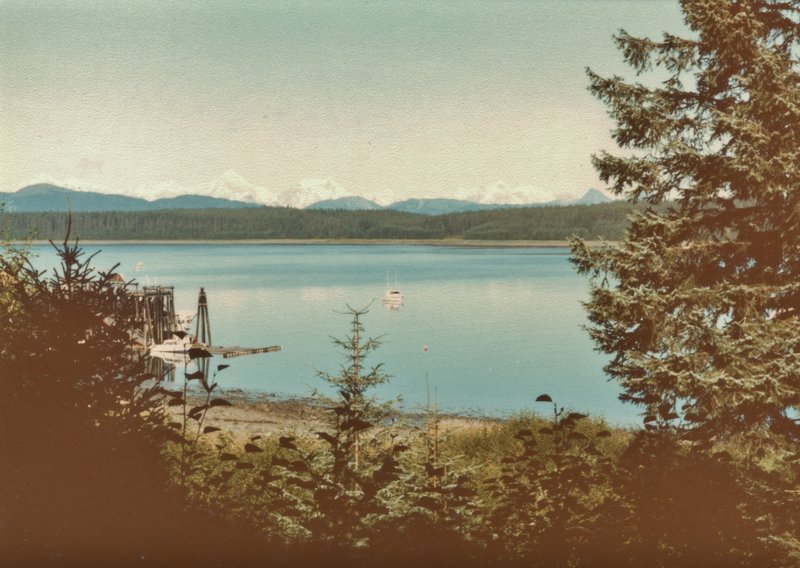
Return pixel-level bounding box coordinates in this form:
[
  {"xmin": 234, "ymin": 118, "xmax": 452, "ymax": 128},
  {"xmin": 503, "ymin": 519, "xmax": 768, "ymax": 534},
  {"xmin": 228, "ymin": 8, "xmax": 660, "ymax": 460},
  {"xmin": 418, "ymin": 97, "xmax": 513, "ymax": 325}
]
[{"xmin": 31, "ymin": 243, "xmax": 638, "ymax": 425}]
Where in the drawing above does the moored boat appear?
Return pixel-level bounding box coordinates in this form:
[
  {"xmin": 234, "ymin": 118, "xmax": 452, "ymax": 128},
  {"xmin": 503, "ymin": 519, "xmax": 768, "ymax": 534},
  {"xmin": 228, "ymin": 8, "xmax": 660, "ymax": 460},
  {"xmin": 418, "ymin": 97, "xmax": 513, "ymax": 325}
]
[
  {"xmin": 382, "ymin": 270, "xmax": 404, "ymax": 307},
  {"xmin": 383, "ymin": 289, "xmax": 403, "ymax": 303},
  {"xmin": 149, "ymin": 333, "xmax": 198, "ymax": 355}
]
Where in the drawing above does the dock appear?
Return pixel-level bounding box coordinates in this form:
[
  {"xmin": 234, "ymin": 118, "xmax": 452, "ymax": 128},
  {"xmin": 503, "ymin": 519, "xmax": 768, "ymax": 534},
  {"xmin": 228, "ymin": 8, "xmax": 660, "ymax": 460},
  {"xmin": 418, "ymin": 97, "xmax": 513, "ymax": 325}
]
[
  {"xmin": 209, "ymin": 345, "xmax": 282, "ymax": 359},
  {"xmin": 132, "ymin": 285, "xmax": 177, "ymax": 346},
  {"xmin": 134, "ymin": 285, "xmax": 281, "ymax": 360}
]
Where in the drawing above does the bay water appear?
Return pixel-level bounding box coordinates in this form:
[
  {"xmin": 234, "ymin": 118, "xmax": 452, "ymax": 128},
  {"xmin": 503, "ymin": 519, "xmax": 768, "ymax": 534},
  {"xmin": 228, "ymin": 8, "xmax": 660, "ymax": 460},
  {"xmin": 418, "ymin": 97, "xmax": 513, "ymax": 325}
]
[{"xmin": 30, "ymin": 243, "xmax": 638, "ymax": 425}]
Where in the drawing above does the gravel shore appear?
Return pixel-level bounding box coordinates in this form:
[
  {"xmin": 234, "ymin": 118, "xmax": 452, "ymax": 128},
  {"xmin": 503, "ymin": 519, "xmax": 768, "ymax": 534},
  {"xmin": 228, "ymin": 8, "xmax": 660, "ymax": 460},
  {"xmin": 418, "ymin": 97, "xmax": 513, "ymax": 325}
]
[{"xmin": 180, "ymin": 388, "xmax": 500, "ymax": 442}]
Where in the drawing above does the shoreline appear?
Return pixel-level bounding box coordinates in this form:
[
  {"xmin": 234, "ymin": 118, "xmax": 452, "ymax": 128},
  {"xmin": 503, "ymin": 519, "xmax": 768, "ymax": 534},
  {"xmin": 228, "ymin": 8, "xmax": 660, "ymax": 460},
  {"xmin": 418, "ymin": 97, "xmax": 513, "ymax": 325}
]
[
  {"xmin": 24, "ymin": 238, "xmax": 609, "ymax": 248},
  {"xmin": 182, "ymin": 387, "xmax": 502, "ymax": 440}
]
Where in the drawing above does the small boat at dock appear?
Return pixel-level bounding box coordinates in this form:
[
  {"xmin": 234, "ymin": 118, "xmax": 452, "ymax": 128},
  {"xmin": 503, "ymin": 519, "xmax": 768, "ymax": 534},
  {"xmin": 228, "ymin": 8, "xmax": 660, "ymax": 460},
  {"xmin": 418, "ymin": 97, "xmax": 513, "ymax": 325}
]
[{"xmin": 149, "ymin": 332, "xmax": 199, "ymax": 355}]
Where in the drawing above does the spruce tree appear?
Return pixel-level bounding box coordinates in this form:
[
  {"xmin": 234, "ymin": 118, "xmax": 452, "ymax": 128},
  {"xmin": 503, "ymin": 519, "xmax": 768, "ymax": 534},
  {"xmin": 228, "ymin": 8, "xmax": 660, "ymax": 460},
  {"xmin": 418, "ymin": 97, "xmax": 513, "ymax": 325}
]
[
  {"xmin": 572, "ymin": 0, "xmax": 799, "ymax": 449},
  {"xmin": 572, "ymin": 2, "xmax": 799, "ymax": 559}
]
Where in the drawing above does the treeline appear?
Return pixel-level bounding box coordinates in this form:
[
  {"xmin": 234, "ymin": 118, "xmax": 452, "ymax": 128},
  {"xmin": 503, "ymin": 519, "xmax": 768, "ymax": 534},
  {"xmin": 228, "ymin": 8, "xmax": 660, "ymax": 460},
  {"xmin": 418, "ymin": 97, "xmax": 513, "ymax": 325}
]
[{"xmin": 2, "ymin": 201, "xmax": 635, "ymax": 241}]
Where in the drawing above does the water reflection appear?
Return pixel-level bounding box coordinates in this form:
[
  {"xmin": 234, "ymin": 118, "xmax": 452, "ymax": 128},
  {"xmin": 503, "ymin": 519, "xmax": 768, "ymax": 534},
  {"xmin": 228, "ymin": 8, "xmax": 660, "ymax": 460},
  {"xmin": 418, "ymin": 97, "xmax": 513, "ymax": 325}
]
[
  {"xmin": 383, "ymin": 300, "xmax": 402, "ymax": 312},
  {"xmin": 147, "ymin": 352, "xmax": 203, "ymax": 384}
]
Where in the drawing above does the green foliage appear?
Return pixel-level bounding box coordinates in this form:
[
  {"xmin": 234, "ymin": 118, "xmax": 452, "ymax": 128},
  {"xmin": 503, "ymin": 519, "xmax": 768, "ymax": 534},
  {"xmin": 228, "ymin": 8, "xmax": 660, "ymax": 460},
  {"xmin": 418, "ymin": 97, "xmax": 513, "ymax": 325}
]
[
  {"xmin": 290, "ymin": 305, "xmax": 400, "ymax": 547},
  {"xmin": 2, "ymin": 202, "xmax": 635, "ymax": 241},
  {"xmin": 314, "ymin": 303, "xmax": 395, "ymax": 473},
  {"xmin": 207, "ymin": 305, "xmax": 487, "ymax": 565},
  {"xmin": 171, "ymin": 431, "xmax": 309, "ymax": 543},
  {"xmin": 13, "ymin": 231, "xmax": 784, "ymax": 566},
  {"xmin": 482, "ymin": 395, "xmax": 620, "ymax": 566},
  {"xmin": 0, "ymin": 231, "xmax": 177, "ymax": 564},
  {"xmin": 572, "ymin": 0, "xmax": 800, "ymax": 561},
  {"xmin": 611, "ymin": 430, "xmax": 773, "ymax": 567},
  {"xmin": 0, "ymin": 227, "xmax": 275, "ymax": 566},
  {"xmin": 575, "ymin": 0, "xmax": 799, "ymax": 445},
  {"xmin": 164, "ymin": 353, "xmax": 237, "ymax": 486},
  {"xmin": 211, "ymin": 304, "xmax": 408, "ymax": 557},
  {"xmin": 366, "ymin": 387, "xmax": 485, "ymax": 563}
]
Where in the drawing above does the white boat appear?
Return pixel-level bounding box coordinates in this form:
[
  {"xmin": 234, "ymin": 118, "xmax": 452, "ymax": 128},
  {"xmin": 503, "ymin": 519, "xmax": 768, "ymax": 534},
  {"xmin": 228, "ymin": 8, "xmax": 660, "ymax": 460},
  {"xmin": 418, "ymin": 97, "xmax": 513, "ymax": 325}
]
[
  {"xmin": 382, "ymin": 270, "xmax": 404, "ymax": 308},
  {"xmin": 149, "ymin": 349, "xmax": 191, "ymax": 366},
  {"xmin": 383, "ymin": 289, "xmax": 403, "ymax": 303},
  {"xmin": 149, "ymin": 333, "xmax": 198, "ymax": 355}
]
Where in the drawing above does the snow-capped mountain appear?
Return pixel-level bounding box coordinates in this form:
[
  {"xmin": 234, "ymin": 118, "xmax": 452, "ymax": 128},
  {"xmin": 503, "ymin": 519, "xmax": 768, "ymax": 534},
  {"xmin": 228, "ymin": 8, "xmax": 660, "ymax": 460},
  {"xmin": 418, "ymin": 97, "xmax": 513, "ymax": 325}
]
[
  {"xmin": 136, "ymin": 171, "xmax": 281, "ymax": 205},
  {"xmin": 195, "ymin": 171, "xmax": 279, "ymax": 205},
  {"xmin": 464, "ymin": 181, "xmax": 573, "ymax": 205},
  {"xmin": 133, "ymin": 173, "xmax": 348, "ymax": 208},
  {"xmin": 10, "ymin": 172, "xmax": 615, "ymax": 212},
  {"xmin": 306, "ymin": 196, "xmax": 384, "ymax": 211},
  {"xmin": 14, "ymin": 172, "xmax": 351, "ymax": 208},
  {"xmin": 277, "ymin": 179, "xmax": 350, "ymax": 209}
]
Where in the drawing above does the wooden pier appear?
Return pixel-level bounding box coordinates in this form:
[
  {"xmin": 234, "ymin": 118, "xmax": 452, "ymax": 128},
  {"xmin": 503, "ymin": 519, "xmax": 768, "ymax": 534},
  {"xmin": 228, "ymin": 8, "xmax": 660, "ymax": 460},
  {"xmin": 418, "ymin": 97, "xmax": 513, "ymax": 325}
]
[
  {"xmin": 209, "ymin": 345, "xmax": 282, "ymax": 359},
  {"xmin": 135, "ymin": 285, "xmax": 281, "ymax": 362},
  {"xmin": 132, "ymin": 285, "xmax": 178, "ymax": 347}
]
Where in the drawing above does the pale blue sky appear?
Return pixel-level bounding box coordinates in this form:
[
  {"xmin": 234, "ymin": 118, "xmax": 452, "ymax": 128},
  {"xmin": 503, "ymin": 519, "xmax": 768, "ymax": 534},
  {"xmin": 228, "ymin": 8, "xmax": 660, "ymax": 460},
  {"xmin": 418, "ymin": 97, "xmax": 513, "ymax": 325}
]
[{"xmin": 0, "ymin": 0, "xmax": 687, "ymax": 202}]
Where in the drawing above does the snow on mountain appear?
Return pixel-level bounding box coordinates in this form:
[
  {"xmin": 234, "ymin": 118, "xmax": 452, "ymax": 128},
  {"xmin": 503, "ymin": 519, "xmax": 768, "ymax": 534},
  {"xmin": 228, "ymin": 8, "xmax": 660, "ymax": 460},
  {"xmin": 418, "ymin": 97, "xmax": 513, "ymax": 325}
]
[
  {"xmin": 134, "ymin": 173, "xmax": 346, "ymax": 208},
  {"xmin": 307, "ymin": 196, "xmax": 384, "ymax": 211},
  {"xmin": 193, "ymin": 171, "xmax": 280, "ymax": 205},
  {"xmin": 139, "ymin": 171, "xmax": 281, "ymax": 205},
  {"xmin": 14, "ymin": 172, "xmax": 613, "ymax": 210},
  {"xmin": 18, "ymin": 172, "xmax": 349, "ymax": 208},
  {"xmin": 20, "ymin": 172, "xmax": 274, "ymax": 204},
  {"xmin": 360, "ymin": 189, "xmax": 396, "ymax": 207},
  {"xmin": 464, "ymin": 181, "xmax": 573, "ymax": 205},
  {"xmin": 277, "ymin": 178, "xmax": 350, "ymax": 209},
  {"xmin": 133, "ymin": 179, "xmax": 189, "ymax": 200}
]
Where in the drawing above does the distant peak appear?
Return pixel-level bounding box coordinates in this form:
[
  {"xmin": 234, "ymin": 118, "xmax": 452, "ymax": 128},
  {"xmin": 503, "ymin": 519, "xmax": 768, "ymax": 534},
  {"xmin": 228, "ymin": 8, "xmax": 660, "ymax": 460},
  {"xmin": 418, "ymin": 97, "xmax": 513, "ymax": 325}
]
[
  {"xmin": 16, "ymin": 174, "xmax": 109, "ymax": 195},
  {"xmin": 573, "ymin": 188, "xmax": 614, "ymax": 204},
  {"xmin": 465, "ymin": 181, "xmax": 563, "ymax": 205}
]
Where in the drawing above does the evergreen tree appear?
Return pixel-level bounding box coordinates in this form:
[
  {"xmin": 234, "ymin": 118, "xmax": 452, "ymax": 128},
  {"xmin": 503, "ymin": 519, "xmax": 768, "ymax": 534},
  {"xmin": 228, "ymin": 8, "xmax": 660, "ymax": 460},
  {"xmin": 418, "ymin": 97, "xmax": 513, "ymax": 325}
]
[
  {"xmin": 0, "ymin": 232, "xmax": 174, "ymax": 564},
  {"xmin": 279, "ymin": 304, "xmax": 402, "ymax": 554},
  {"xmin": 571, "ymin": 0, "xmax": 799, "ymax": 560},
  {"xmin": 573, "ymin": 0, "xmax": 799, "ymax": 449},
  {"xmin": 0, "ymin": 231, "xmax": 262, "ymax": 565}
]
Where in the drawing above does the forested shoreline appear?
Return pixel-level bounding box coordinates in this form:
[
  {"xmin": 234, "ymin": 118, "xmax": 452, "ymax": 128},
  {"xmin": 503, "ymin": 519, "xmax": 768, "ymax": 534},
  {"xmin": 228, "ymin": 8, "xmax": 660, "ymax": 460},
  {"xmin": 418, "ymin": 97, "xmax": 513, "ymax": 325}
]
[{"xmin": 1, "ymin": 201, "xmax": 635, "ymax": 241}]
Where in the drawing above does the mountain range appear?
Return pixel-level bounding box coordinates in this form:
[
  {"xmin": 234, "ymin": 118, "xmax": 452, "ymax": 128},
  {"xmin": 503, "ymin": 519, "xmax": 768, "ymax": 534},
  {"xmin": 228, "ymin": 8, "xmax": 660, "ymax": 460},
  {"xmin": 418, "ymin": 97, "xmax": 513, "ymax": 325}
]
[
  {"xmin": 1, "ymin": 183, "xmax": 613, "ymax": 216},
  {"xmin": 0, "ymin": 184, "xmax": 259, "ymax": 213}
]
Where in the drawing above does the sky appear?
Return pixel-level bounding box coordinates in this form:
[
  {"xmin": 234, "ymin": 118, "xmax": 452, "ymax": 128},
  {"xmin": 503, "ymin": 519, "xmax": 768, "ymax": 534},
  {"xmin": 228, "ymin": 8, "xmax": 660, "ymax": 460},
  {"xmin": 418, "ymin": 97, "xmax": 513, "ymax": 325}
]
[{"xmin": 0, "ymin": 0, "xmax": 688, "ymax": 204}]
